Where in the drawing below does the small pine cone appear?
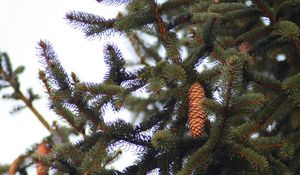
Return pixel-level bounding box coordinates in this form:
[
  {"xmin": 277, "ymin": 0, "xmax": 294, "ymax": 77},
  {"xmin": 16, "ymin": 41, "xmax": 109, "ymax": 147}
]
[
  {"xmin": 188, "ymin": 82, "xmax": 206, "ymax": 138},
  {"xmin": 36, "ymin": 142, "xmax": 51, "ymax": 175}
]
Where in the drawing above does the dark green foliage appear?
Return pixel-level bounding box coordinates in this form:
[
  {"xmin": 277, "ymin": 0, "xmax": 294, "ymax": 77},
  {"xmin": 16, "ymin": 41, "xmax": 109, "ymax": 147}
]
[
  {"xmin": 103, "ymin": 44, "xmax": 127, "ymax": 84},
  {"xmin": 2, "ymin": 0, "xmax": 300, "ymax": 174},
  {"xmin": 66, "ymin": 11, "xmax": 120, "ymax": 38}
]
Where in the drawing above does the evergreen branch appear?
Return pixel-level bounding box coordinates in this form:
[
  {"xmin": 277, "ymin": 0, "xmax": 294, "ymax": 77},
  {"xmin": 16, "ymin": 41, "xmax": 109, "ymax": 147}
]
[
  {"xmin": 150, "ymin": 2, "xmax": 168, "ymax": 33},
  {"xmin": 249, "ymin": 136, "xmax": 287, "ymax": 150},
  {"xmin": 252, "ymin": 0, "xmax": 276, "ymax": 24},
  {"xmin": 38, "ymin": 40, "xmax": 101, "ymax": 126},
  {"xmin": 127, "ymin": 33, "xmax": 149, "ymax": 64},
  {"xmin": 167, "ymin": 13, "xmax": 192, "ymax": 30},
  {"xmin": 66, "ymin": 11, "xmax": 120, "ymax": 38},
  {"xmin": 150, "ymin": 0, "xmax": 182, "ymax": 65},
  {"xmin": 52, "ymin": 158, "xmax": 80, "ymax": 175},
  {"xmin": 221, "ymin": 55, "xmax": 244, "ymax": 115},
  {"xmin": 232, "ymin": 93, "xmax": 266, "ymax": 115},
  {"xmin": 74, "ymin": 100, "xmax": 101, "ymax": 126},
  {"xmin": 208, "ymin": 2, "xmax": 246, "ymax": 13},
  {"xmin": 80, "ymin": 83, "xmax": 127, "ymax": 95},
  {"xmin": 232, "ymin": 94, "xmax": 287, "ymax": 139},
  {"xmin": 235, "ymin": 26, "xmax": 272, "ymax": 43},
  {"xmin": 245, "ymin": 68, "xmax": 283, "ymax": 92},
  {"xmin": 18, "ymin": 91, "xmax": 53, "ymax": 132},
  {"xmin": 221, "ymin": 7, "xmax": 261, "ymax": 22},
  {"xmin": 269, "ymin": 156, "xmax": 291, "ymax": 174},
  {"xmin": 53, "ymin": 105, "xmax": 85, "ymax": 134},
  {"xmin": 184, "ymin": 45, "xmax": 207, "ymax": 68},
  {"xmin": 282, "ymin": 71, "xmax": 300, "ymax": 93},
  {"xmin": 248, "ymin": 34, "xmax": 283, "ymax": 55},
  {"xmin": 0, "ymin": 67, "xmax": 52, "ymax": 132},
  {"xmin": 128, "ymin": 33, "xmax": 163, "ymax": 62},
  {"xmin": 136, "ymin": 99, "xmax": 176, "ymax": 132},
  {"xmin": 38, "ymin": 40, "xmax": 72, "ymax": 92},
  {"xmin": 203, "ymin": 98, "xmax": 223, "ymax": 116},
  {"xmin": 196, "ymin": 66, "xmax": 221, "ymax": 82},
  {"xmin": 234, "ymin": 143, "xmax": 270, "ymax": 170},
  {"xmin": 202, "ymin": 17, "xmax": 216, "ymax": 51},
  {"xmin": 123, "ymin": 149, "xmax": 159, "ymax": 174},
  {"xmin": 39, "ymin": 70, "xmax": 85, "ymax": 135},
  {"xmin": 103, "ymin": 44, "xmax": 127, "ymax": 85},
  {"xmin": 176, "ymin": 119, "xmax": 222, "ymax": 175}
]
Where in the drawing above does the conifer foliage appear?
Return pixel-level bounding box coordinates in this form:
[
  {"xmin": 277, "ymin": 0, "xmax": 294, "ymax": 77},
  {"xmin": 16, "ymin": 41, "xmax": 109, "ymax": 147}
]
[{"xmin": 1, "ymin": 0, "xmax": 300, "ymax": 174}]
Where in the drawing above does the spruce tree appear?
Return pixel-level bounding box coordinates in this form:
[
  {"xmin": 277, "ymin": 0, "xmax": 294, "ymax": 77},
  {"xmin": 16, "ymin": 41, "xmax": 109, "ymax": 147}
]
[{"xmin": 1, "ymin": 0, "xmax": 300, "ymax": 174}]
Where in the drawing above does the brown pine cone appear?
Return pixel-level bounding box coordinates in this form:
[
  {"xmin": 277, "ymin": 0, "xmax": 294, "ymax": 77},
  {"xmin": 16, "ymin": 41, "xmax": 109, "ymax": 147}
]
[
  {"xmin": 36, "ymin": 142, "xmax": 51, "ymax": 175},
  {"xmin": 188, "ymin": 82, "xmax": 206, "ymax": 138}
]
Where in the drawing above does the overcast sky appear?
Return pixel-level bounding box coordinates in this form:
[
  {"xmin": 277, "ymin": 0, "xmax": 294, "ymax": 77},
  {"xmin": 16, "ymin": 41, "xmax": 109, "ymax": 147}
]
[{"xmin": 0, "ymin": 0, "xmax": 136, "ymax": 171}]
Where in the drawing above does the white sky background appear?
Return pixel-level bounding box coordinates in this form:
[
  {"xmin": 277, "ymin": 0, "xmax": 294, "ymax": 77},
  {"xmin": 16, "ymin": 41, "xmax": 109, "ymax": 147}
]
[{"xmin": 0, "ymin": 0, "xmax": 137, "ymax": 172}]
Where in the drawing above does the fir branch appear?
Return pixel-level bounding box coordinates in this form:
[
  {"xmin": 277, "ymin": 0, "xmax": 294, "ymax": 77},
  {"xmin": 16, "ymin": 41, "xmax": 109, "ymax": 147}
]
[
  {"xmin": 123, "ymin": 149, "xmax": 159, "ymax": 174},
  {"xmin": 248, "ymin": 34, "xmax": 283, "ymax": 55},
  {"xmin": 39, "ymin": 70, "xmax": 85, "ymax": 134},
  {"xmin": 245, "ymin": 68, "xmax": 283, "ymax": 92},
  {"xmin": 38, "ymin": 40, "xmax": 102, "ymax": 126},
  {"xmin": 66, "ymin": 11, "xmax": 120, "ymax": 38},
  {"xmin": 221, "ymin": 7, "xmax": 262, "ymax": 22},
  {"xmin": 184, "ymin": 45, "xmax": 207, "ymax": 68},
  {"xmin": 53, "ymin": 158, "xmax": 80, "ymax": 175},
  {"xmin": 203, "ymin": 98, "xmax": 223, "ymax": 116},
  {"xmin": 232, "ymin": 94, "xmax": 287, "ymax": 139},
  {"xmin": 103, "ymin": 44, "xmax": 127, "ymax": 84},
  {"xmin": 235, "ymin": 26, "xmax": 273, "ymax": 43},
  {"xmin": 220, "ymin": 55, "xmax": 245, "ymax": 115},
  {"xmin": 252, "ymin": 0, "xmax": 276, "ymax": 24},
  {"xmin": 80, "ymin": 83, "xmax": 127, "ymax": 95},
  {"xmin": 196, "ymin": 66, "xmax": 221, "ymax": 82},
  {"xmin": 115, "ymin": 12, "xmax": 155, "ymax": 32},
  {"xmin": 269, "ymin": 156, "xmax": 291, "ymax": 175},
  {"xmin": 232, "ymin": 93, "xmax": 266, "ymax": 115},
  {"xmin": 282, "ymin": 72, "xmax": 300, "ymax": 93},
  {"xmin": 234, "ymin": 143, "xmax": 270, "ymax": 171},
  {"xmin": 18, "ymin": 91, "xmax": 53, "ymax": 132},
  {"xmin": 38, "ymin": 40, "xmax": 72, "ymax": 92},
  {"xmin": 136, "ymin": 99, "xmax": 176, "ymax": 132},
  {"xmin": 208, "ymin": 2, "xmax": 246, "ymax": 13},
  {"xmin": 128, "ymin": 32, "xmax": 163, "ymax": 62},
  {"xmin": 150, "ymin": 0, "xmax": 182, "ymax": 65},
  {"xmin": 167, "ymin": 13, "xmax": 192, "ymax": 30},
  {"xmin": 176, "ymin": 119, "xmax": 222, "ymax": 175},
  {"xmin": 0, "ymin": 62, "xmax": 52, "ymax": 132},
  {"xmin": 202, "ymin": 17, "xmax": 216, "ymax": 51}
]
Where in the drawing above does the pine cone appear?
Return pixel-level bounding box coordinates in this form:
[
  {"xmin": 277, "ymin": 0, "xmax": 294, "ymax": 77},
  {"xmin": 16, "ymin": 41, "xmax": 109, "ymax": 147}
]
[
  {"xmin": 36, "ymin": 142, "xmax": 51, "ymax": 175},
  {"xmin": 188, "ymin": 82, "xmax": 206, "ymax": 138}
]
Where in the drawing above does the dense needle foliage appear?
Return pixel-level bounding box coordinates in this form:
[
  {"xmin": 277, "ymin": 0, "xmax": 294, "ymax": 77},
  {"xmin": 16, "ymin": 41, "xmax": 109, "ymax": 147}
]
[{"xmin": 1, "ymin": 0, "xmax": 300, "ymax": 174}]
